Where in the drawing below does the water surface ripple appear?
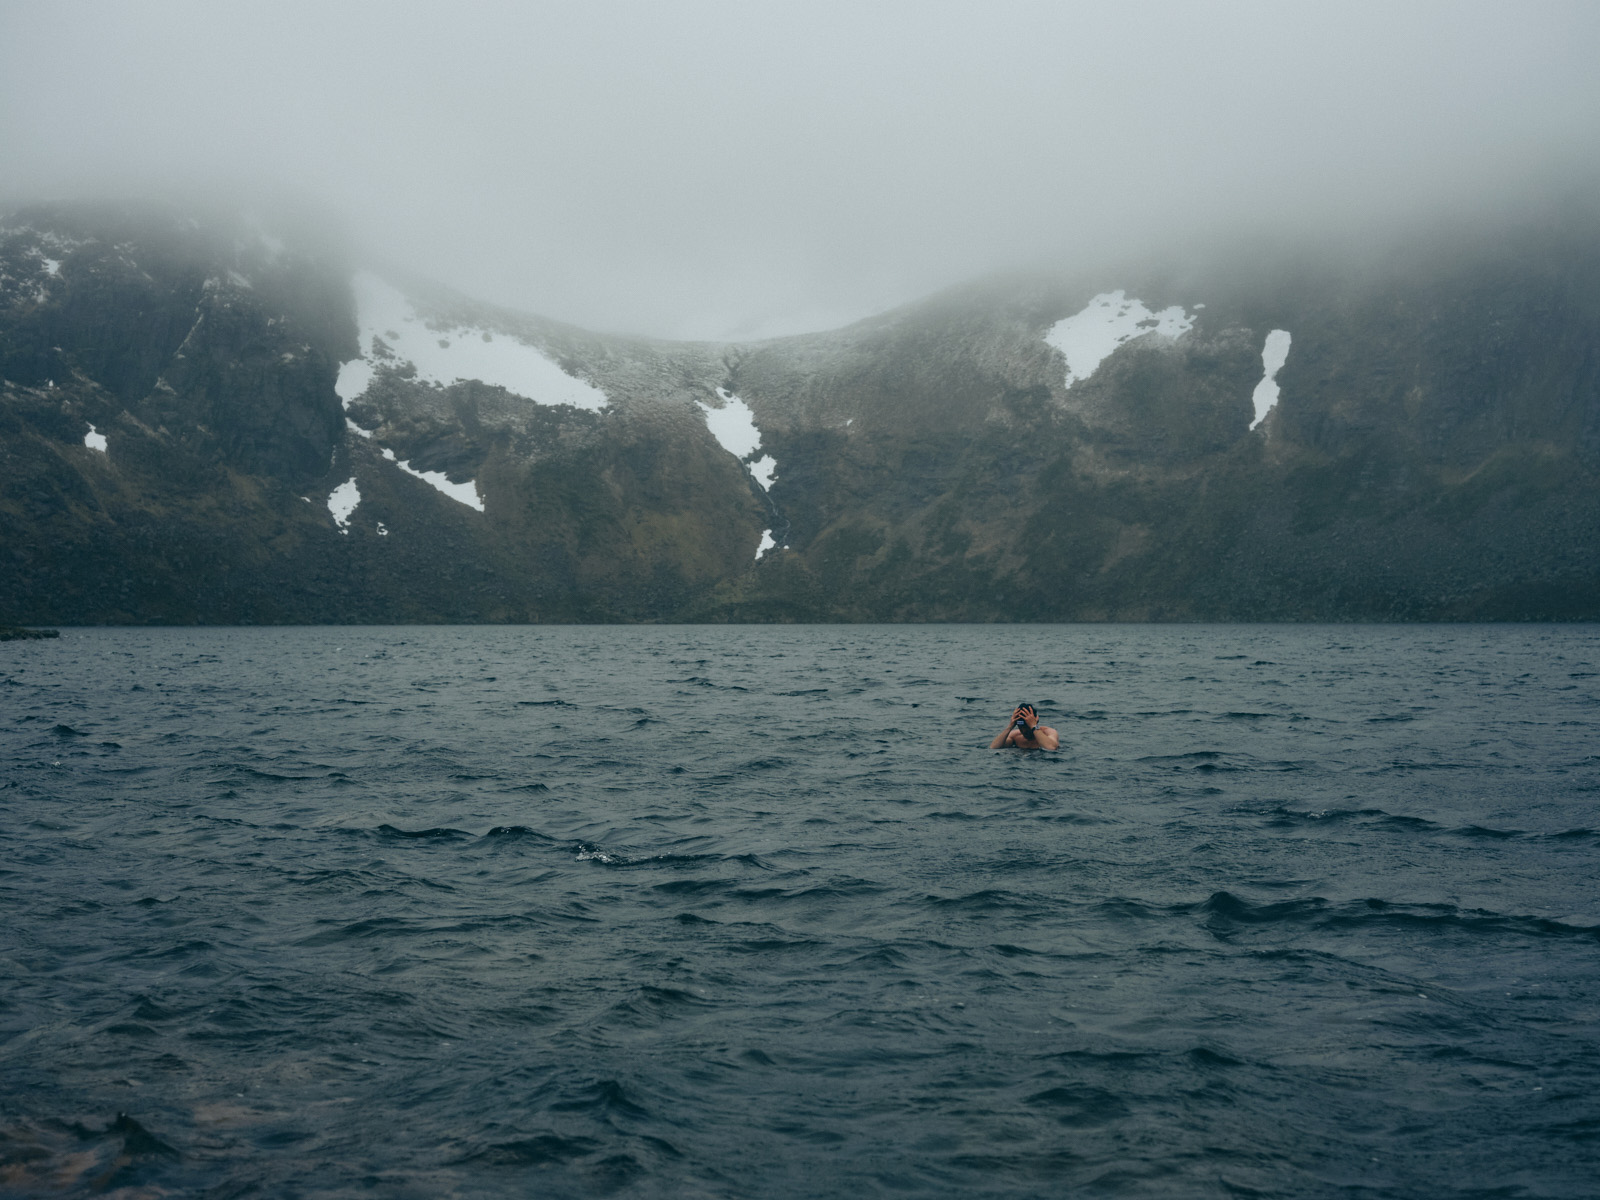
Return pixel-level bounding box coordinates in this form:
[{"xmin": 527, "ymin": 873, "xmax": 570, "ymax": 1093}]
[{"xmin": 2, "ymin": 625, "xmax": 1598, "ymax": 1197}]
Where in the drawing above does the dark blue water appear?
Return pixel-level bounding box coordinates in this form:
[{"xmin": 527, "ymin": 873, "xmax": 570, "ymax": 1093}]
[{"xmin": 3, "ymin": 625, "xmax": 1598, "ymax": 1198}]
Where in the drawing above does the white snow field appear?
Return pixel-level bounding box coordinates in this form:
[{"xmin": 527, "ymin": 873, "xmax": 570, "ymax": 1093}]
[
  {"xmin": 327, "ymin": 478, "xmax": 360, "ymax": 533},
  {"xmin": 369, "ymin": 445, "xmax": 483, "ymax": 512},
  {"xmin": 83, "ymin": 424, "xmax": 106, "ymax": 453},
  {"xmin": 1251, "ymin": 330, "xmax": 1292, "ymax": 429},
  {"xmin": 1045, "ymin": 290, "xmax": 1198, "ymax": 387},
  {"xmin": 697, "ymin": 388, "xmax": 781, "ymax": 558},
  {"xmin": 698, "ymin": 388, "xmax": 764, "ymax": 462},
  {"xmin": 748, "ymin": 455, "xmax": 778, "ymax": 491},
  {"xmin": 336, "ymin": 359, "xmax": 375, "ymax": 404},
  {"xmin": 394, "ymin": 460, "xmax": 484, "ymax": 513},
  {"xmin": 335, "ymin": 272, "xmax": 606, "ymax": 411}
]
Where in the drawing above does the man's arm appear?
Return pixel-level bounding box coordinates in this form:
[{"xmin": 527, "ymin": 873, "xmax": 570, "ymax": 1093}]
[
  {"xmin": 991, "ymin": 707, "xmax": 1026, "ymax": 748},
  {"xmin": 1029, "ymin": 725, "xmax": 1060, "ymax": 750}
]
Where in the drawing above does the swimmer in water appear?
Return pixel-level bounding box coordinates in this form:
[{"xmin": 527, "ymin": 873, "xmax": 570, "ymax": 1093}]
[{"xmin": 990, "ymin": 703, "xmax": 1059, "ymax": 750}]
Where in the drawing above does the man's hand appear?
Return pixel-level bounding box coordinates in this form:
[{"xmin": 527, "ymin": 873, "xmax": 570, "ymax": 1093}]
[{"xmin": 992, "ymin": 705, "xmax": 1057, "ymax": 749}]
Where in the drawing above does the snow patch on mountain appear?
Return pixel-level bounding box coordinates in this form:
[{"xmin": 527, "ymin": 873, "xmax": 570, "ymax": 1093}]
[
  {"xmin": 1251, "ymin": 330, "xmax": 1292, "ymax": 429},
  {"xmin": 395, "ymin": 459, "xmax": 483, "ymax": 512},
  {"xmin": 328, "ymin": 478, "xmax": 360, "ymax": 533},
  {"xmin": 335, "ymin": 272, "xmax": 606, "ymax": 411},
  {"xmin": 336, "ymin": 360, "xmax": 375, "ymax": 405},
  {"xmin": 357, "ymin": 437, "xmax": 483, "ymax": 512},
  {"xmin": 1046, "ymin": 290, "xmax": 1198, "ymax": 388},
  {"xmin": 700, "ymin": 388, "xmax": 782, "ymax": 557},
  {"xmin": 84, "ymin": 424, "xmax": 106, "ymax": 453},
  {"xmin": 698, "ymin": 388, "xmax": 764, "ymax": 462},
  {"xmin": 748, "ymin": 455, "xmax": 778, "ymax": 490},
  {"xmin": 700, "ymin": 389, "xmax": 778, "ymax": 488}
]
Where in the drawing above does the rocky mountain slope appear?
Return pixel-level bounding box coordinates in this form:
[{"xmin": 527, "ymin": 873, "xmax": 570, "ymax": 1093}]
[{"xmin": 2, "ymin": 202, "xmax": 1597, "ymax": 623}]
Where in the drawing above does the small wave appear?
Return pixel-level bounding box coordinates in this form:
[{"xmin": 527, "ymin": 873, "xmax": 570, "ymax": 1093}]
[
  {"xmin": 131, "ymin": 997, "xmax": 179, "ymax": 1021},
  {"xmin": 296, "ymin": 917, "xmax": 414, "ymax": 946},
  {"xmin": 458, "ymin": 1132, "xmax": 601, "ymax": 1166},
  {"xmin": 1367, "ymin": 759, "xmax": 1483, "ymax": 773},
  {"xmin": 1258, "ymin": 806, "xmax": 1435, "ymax": 834},
  {"xmin": 549, "ymin": 1078, "xmax": 652, "ymax": 1119},
  {"xmin": 728, "ymin": 935, "xmax": 822, "ymax": 954},
  {"xmin": 734, "ymin": 878, "xmax": 885, "ymax": 904},
  {"xmin": 929, "ymin": 888, "xmax": 1032, "ymax": 913},
  {"xmin": 1552, "ymin": 827, "xmax": 1600, "ymax": 842},
  {"xmin": 51, "ymin": 723, "xmax": 86, "ymax": 737},
  {"xmin": 214, "ymin": 766, "xmax": 319, "ymax": 783},
  {"xmin": 651, "ymin": 877, "xmax": 733, "ymax": 896},
  {"xmin": 1137, "ymin": 750, "xmax": 1269, "ymax": 773},
  {"xmin": 603, "ymin": 984, "xmax": 714, "ymax": 1026},
  {"xmin": 1259, "ymin": 806, "xmax": 1588, "ymax": 843},
  {"xmin": 1023, "ymin": 1084, "xmax": 1130, "ymax": 1127},
  {"xmin": 991, "ymin": 942, "xmax": 1044, "ymax": 957},
  {"xmin": 1196, "ymin": 891, "xmax": 1600, "ymax": 941},
  {"xmin": 374, "ymin": 824, "xmax": 471, "ymax": 841},
  {"xmin": 1091, "ymin": 897, "xmax": 1164, "ymax": 921},
  {"xmin": 104, "ymin": 1021, "xmax": 159, "ymax": 1039},
  {"xmin": 480, "ymin": 825, "xmax": 554, "ymax": 842},
  {"xmin": 1187, "ymin": 1046, "xmax": 1246, "ymax": 1067}
]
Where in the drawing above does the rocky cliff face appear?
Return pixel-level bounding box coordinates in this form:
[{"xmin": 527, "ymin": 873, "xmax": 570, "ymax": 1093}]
[{"xmin": 2, "ymin": 202, "xmax": 1596, "ymax": 623}]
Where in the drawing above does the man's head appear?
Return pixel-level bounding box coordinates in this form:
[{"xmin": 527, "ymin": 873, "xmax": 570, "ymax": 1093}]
[{"xmin": 1017, "ymin": 703, "xmax": 1037, "ymax": 721}]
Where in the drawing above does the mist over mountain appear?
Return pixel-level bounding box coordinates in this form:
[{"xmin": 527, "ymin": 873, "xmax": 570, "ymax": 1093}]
[
  {"xmin": 2, "ymin": 197, "xmax": 1596, "ymax": 623},
  {"xmin": 5, "ymin": 2, "xmax": 1600, "ymax": 340}
]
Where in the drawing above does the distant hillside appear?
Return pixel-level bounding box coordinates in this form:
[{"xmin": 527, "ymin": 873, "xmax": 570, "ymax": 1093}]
[{"xmin": 2, "ymin": 201, "xmax": 1597, "ymax": 623}]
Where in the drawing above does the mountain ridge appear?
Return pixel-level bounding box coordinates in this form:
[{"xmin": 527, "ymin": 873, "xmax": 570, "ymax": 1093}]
[{"xmin": 2, "ymin": 200, "xmax": 1597, "ymax": 623}]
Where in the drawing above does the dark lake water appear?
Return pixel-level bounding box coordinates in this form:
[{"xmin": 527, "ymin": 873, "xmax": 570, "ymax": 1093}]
[{"xmin": 3, "ymin": 625, "xmax": 1598, "ymax": 1198}]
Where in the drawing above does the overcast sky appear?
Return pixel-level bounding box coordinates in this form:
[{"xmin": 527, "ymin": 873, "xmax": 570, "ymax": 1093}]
[{"xmin": 3, "ymin": 0, "xmax": 1598, "ymax": 338}]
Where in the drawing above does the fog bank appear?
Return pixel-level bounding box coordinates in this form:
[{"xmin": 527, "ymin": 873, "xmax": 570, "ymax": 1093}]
[{"xmin": 3, "ymin": 0, "xmax": 1598, "ymax": 338}]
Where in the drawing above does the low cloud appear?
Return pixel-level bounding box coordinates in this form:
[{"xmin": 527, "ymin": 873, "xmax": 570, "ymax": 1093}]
[{"xmin": 3, "ymin": 0, "xmax": 1598, "ymax": 338}]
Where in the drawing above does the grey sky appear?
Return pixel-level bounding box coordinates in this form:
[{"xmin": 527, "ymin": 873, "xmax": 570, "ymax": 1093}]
[{"xmin": 3, "ymin": 0, "xmax": 1598, "ymax": 338}]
